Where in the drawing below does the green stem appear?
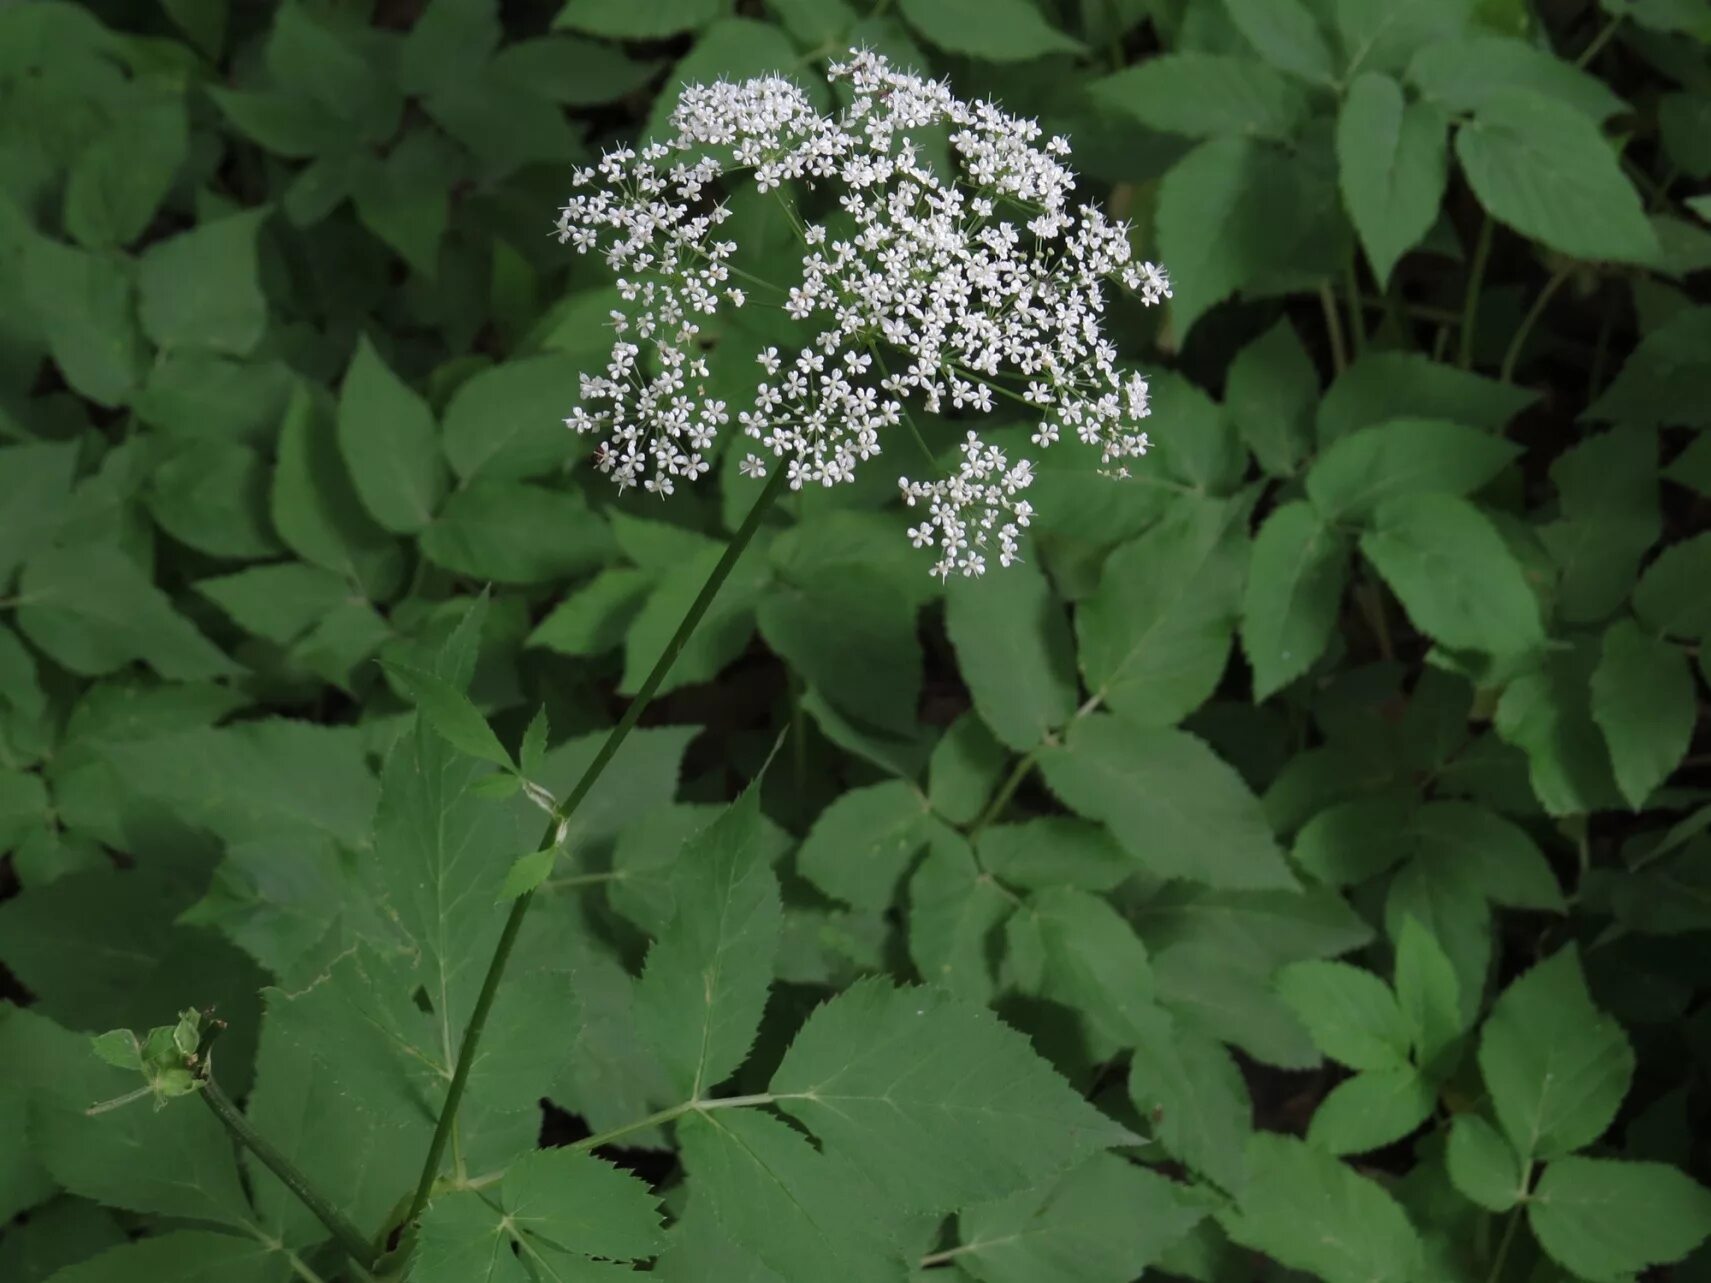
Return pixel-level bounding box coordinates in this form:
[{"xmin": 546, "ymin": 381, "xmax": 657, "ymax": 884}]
[
  {"xmin": 1343, "ymin": 256, "xmax": 1365, "ymax": 357},
  {"xmin": 1458, "ymin": 215, "xmax": 1494, "ymax": 370},
  {"xmin": 401, "ymin": 463, "xmax": 792, "ymax": 1229},
  {"xmin": 1500, "ymin": 263, "xmax": 1573, "ymax": 384},
  {"xmin": 1573, "ymin": 13, "xmax": 1622, "ymax": 69},
  {"xmin": 969, "ymin": 751, "xmax": 1039, "ymax": 839},
  {"xmin": 1318, "ymin": 282, "xmax": 1348, "ymax": 375},
  {"xmin": 201, "ymin": 1076, "xmax": 379, "ymax": 1271},
  {"xmin": 1486, "ymin": 1161, "xmax": 1535, "ymax": 1283}
]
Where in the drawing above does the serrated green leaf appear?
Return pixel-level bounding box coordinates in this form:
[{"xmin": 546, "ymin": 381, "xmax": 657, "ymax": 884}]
[
  {"xmin": 1455, "ymin": 89, "xmax": 1657, "ymax": 262},
  {"xmin": 62, "ymin": 92, "xmax": 187, "ymax": 252},
  {"xmin": 1308, "ymin": 1067, "xmax": 1434, "ymax": 1155},
  {"xmin": 771, "ymin": 977, "xmax": 1134, "ymax": 1211},
  {"xmin": 1078, "ymin": 496, "xmax": 1247, "ymax": 727},
  {"xmin": 22, "ymin": 237, "xmax": 146, "ymax": 408},
  {"xmin": 555, "ymin": 0, "xmax": 724, "ymax": 39},
  {"xmin": 147, "ymin": 443, "xmax": 282, "ymax": 561},
  {"xmin": 797, "ymin": 779, "xmax": 931, "ymax": 911},
  {"xmin": 1242, "ymin": 501, "xmax": 1348, "ymax": 699},
  {"xmin": 37, "ymin": 1231, "xmax": 285, "ymax": 1283},
  {"xmin": 413, "ymin": 1190, "xmax": 528, "ymax": 1283},
  {"xmin": 636, "ymin": 784, "xmax": 780, "ymax": 1099},
  {"xmin": 1095, "ymin": 53, "xmax": 1309, "ymax": 140},
  {"xmin": 1308, "ymin": 418, "xmax": 1517, "ymax": 523},
  {"xmin": 1529, "ymin": 1156, "xmax": 1711, "ymax": 1282},
  {"xmin": 1337, "ymin": 73, "xmax": 1448, "ymax": 286},
  {"xmin": 502, "ymin": 1147, "xmax": 665, "ymax": 1262},
  {"xmin": 944, "ymin": 553, "xmax": 1077, "ymax": 751},
  {"xmin": 1225, "ymin": 318, "xmax": 1318, "ymax": 477},
  {"xmin": 1585, "ymin": 308, "xmax": 1711, "ymax": 430},
  {"xmin": 1040, "ymin": 714, "xmax": 1296, "ymax": 891},
  {"xmin": 1220, "ymin": 1133, "xmax": 1423, "ymax": 1283},
  {"xmin": 0, "ymin": 441, "xmax": 76, "ymax": 588},
  {"xmin": 441, "ymin": 355, "xmax": 589, "ymax": 483},
  {"xmin": 976, "ymin": 819, "xmax": 1132, "ymax": 892},
  {"xmin": 1276, "ymin": 959, "xmax": 1412, "ymax": 1070},
  {"xmin": 1020, "ymin": 887, "xmax": 1154, "ymax": 1049},
  {"xmin": 1445, "ymin": 1114, "xmax": 1522, "ymax": 1212},
  {"xmin": 758, "ymin": 570, "xmax": 921, "ymax": 737},
  {"xmin": 136, "ymin": 210, "xmax": 269, "ymax": 357},
  {"xmin": 1224, "ymin": 0, "xmax": 1334, "ymax": 83},
  {"xmin": 384, "ymin": 659, "xmax": 512, "ymax": 770},
  {"xmin": 17, "ymin": 543, "xmax": 238, "ymax": 680},
  {"xmin": 926, "ymin": 713, "xmax": 1005, "ymax": 826},
  {"xmin": 271, "ymin": 382, "xmax": 403, "ymax": 598},
  {"xmin": 1589, "ymin": 619, "xmax": 1694, "ymax": 809},
  {"xmin": 1126, "ymin": 1003, "xmax": 1251, "ymax": 1193},
  {"xmin": 897, "ymin": 0, "xmax": 1083, "ymax": 61},
  {"xmin": 527, "ymin": 568, "xmax": 652, "ymax": 658},
  {"xmin": 1393, "ymin": 915, "xmax": 1463, "ymax": 1070},
  {"xmin": 421, "ymin": 481, "xmax": 613, "ymax": 585},
  {"xmin": 1408, "ymin": 35, "xmax": 1628, "ymax": 121},
  {"xmin": 8, "ymin": 1010, "xmax": 254, "ymax": 1228},
  {"xmin": 337, "ymin": 337, "xmax": 447, "ymax": 535},
  {"xmin": 1317, "ymin": 350, "xmax": 1535, "ymax": 446},
  {"xmin": 953, "ymin": 1155, "xmax": 1205, "ymax": 1283},
  {"xmin": 1359, "ymin": 494, "xmax": 1543, "ymax": 656},
  {"xmin": 1494, "ymin": 645, "xmax": 1624, "ymax": 816},
  {"xmin": 1478, "ymin": 947, "xmax": 1633, "ymax": 1162},
  {"xmin": 1634, "ymin": 532, "xmax": 1711, "ymax": 639},
  {"xmin": 676, "ymin": 1107, "xmax": 905, "ymax": 1283},
  {"xmin": 196, "ymin": 563, "xmax": 351, "ymax": 645},
  {"xmin": 907, "ymin": 826, "xmax": 1010, "ymax": 1005}
]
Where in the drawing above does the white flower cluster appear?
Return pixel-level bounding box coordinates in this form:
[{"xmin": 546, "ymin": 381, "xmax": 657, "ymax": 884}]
[{"xmin": 554, "ymin": 48, "xmax": 1170, "ymax": 578}]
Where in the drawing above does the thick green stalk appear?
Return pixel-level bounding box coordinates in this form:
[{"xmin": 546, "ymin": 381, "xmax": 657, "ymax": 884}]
[
  {"xmin": 201, "ymin": 1076, "xmax": 379, "ymax": 1271},
  {"xmin": 401, "ymin": 462, "xmax": 792, "ymax": 1228}
]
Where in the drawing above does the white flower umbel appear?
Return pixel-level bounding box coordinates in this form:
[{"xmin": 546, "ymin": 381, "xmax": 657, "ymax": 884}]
[{"xmin": 555, "ymin": 48, "xmax": 1169, "ymax": 578}]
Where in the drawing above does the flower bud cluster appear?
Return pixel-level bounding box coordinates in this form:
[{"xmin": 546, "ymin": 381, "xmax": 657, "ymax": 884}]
[{"xmin": 555, "ymin": 49, "xmax": 1169, "ymax": 577}]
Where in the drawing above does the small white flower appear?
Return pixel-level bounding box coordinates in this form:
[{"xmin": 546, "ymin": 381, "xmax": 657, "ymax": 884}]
[{"xmin": 554, "ymin": 49, "xmax": 1166, "ymax": 575}]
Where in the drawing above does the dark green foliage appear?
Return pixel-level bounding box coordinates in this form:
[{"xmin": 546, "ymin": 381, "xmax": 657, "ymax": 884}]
[{"xmin": 1, "ymin": 1, "xmax": 1710, "ymax": 1281}]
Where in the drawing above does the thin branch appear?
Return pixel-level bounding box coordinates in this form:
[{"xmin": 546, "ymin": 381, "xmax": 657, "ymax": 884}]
[{"xmin": 201, "ymin": 1076, "xmax": 379, "ymax": 1271}]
